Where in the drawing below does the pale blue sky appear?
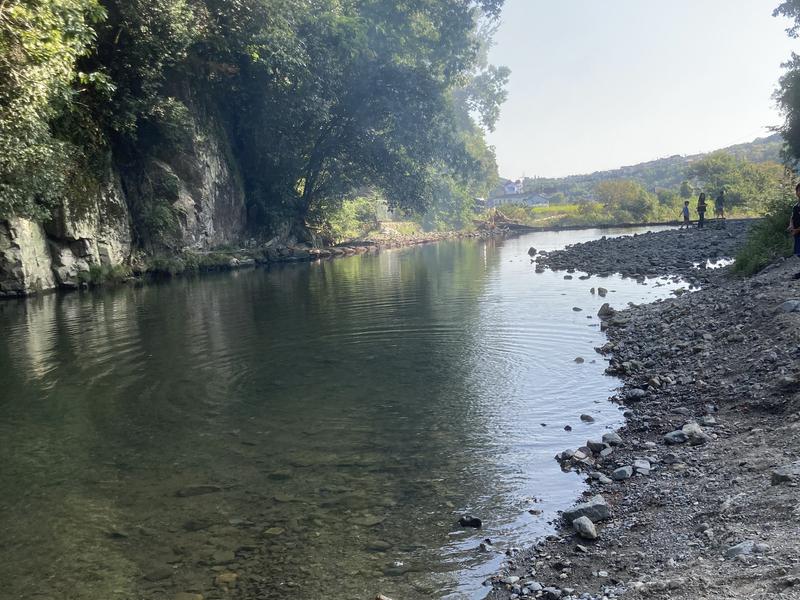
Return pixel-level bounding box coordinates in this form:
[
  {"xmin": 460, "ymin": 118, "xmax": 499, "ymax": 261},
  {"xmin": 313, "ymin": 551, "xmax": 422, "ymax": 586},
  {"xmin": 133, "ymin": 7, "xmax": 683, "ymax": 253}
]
[{"xmin": 487, "ymin": 0, "xmax": 798, "ymax": 178}]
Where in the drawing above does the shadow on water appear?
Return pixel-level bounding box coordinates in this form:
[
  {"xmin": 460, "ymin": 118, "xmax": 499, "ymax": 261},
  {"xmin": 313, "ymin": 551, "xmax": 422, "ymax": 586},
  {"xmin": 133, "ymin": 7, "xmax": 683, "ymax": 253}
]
[{"xmin": 0, "ymin": 229, "xmax": 683, "ymax": 600}]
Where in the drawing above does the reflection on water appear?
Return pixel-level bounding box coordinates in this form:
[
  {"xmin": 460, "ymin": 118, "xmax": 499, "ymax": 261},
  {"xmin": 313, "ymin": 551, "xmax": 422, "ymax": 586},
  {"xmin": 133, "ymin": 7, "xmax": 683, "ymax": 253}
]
[{"xmin": 0, "ymin": 228, "xmax": 682, "ymax": 600}]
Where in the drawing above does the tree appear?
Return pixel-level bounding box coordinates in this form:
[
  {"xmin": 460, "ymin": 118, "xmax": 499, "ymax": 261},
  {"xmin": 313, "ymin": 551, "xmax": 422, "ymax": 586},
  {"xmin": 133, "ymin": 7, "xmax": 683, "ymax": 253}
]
[
  {"xmin": 0, "ymin": 0, "xmax": 107, "ymax": 219},
  {"xmin": 686, "ymin": 152, "xmax": 786, "ymax": 212},
  {"xmin": 679, "ymin": 180, "xmax": 693, "ymax": 198},
  {"xmin": 594, "ymin": 180, "xmax": 657, "ymax": 221}
]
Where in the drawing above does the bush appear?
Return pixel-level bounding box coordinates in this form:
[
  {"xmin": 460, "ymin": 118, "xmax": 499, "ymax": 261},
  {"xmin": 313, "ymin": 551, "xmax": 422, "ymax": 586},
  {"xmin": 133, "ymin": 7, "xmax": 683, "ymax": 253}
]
[
  {"xmin": 733, "ymin": 210, "xmax": 794, "ymax": 275},
  {"xmin": 76, "ymin": 263, "xmax": 132, "ymax": 285}
]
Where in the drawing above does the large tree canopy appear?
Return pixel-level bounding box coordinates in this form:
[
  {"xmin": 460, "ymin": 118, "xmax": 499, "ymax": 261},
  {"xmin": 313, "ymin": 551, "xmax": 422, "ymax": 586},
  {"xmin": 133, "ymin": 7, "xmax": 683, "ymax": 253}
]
[{"xmin": 0, "ymin": 0, "xmax": 509, "ymax": 240}]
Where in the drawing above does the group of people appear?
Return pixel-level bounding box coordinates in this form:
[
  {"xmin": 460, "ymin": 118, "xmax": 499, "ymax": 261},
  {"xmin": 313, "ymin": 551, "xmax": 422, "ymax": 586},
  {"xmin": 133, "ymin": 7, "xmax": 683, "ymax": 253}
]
[{"xmin": 680, "ymin": 190, "xmax": 726, "ymax": 229}]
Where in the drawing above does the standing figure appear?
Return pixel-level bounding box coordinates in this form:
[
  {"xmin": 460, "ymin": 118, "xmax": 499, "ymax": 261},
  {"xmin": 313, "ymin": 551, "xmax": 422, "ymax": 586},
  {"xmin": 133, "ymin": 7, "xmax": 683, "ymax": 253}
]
[
  {"xmin": 715, "ymin": 190, "xmax": 725, "ymax": 224},
  {"xmin": 697, "ymin": 193, "xmax": 707, "ymax": 229},
  {"xmin": 789, "ymin": 183, "xmax": 800, "ymax": 279},
  {"xmin": 680, "ymin": 200, "xmax": 691, "ymax": 229}
]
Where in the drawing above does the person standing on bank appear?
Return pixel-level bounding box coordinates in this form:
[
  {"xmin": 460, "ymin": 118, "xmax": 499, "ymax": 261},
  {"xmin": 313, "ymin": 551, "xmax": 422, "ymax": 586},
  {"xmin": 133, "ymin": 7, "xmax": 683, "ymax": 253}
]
[
  {"xmin": 715, "ymin": 190, "xmax": 725, "ymax": 223},
  {"xmin": 680, "ymin": 200, "xmax": 691, "ymax": 229},
  {"xmin": 697, "ymin": 192, "xmax": 707, "ymax": 229},
  {"xmin": 788, "ymin": 183, "xmax": 800, "ymax": 279}
]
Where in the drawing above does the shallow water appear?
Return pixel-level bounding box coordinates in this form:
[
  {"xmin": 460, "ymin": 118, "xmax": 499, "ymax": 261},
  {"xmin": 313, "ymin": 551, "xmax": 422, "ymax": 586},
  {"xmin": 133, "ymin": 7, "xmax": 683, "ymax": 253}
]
[{"xmin": 0, "ymin": 227, "xmax": 681, "ymax": 600}]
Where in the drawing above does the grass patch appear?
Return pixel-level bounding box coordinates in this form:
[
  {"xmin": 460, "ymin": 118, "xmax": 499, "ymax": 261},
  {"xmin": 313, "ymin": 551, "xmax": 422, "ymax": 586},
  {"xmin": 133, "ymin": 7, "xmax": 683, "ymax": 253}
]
[{"xmin": 733, "ymin": 211, "xmax": 794, "ymax": 275}]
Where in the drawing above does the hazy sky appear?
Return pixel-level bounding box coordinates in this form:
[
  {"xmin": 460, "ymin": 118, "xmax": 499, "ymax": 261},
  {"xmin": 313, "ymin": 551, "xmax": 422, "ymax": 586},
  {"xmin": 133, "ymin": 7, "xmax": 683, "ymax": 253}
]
[{"xmin": 486, "ymin": 0, "xmax": 798, "ymax": 178}]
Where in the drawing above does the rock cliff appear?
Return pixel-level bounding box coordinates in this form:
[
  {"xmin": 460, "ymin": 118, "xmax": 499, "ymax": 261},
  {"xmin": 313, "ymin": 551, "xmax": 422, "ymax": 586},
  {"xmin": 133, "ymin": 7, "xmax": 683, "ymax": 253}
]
[{"xmin": 0, "ymin": 98, "xmax": 248, "ymax": 297}]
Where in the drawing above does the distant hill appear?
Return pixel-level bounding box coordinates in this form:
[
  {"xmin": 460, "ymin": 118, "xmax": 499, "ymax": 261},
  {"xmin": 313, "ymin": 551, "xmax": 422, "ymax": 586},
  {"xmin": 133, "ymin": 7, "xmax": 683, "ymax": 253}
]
[{"xmin": 519, "ymin": 133, "xmax": 783, "ymax": 203}]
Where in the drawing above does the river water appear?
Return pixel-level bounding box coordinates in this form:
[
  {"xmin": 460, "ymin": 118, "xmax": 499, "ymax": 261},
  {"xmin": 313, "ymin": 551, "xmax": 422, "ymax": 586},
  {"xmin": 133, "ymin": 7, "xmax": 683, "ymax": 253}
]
[{"xmin": 0, "ymin": 227, "xmax": 681, "ymax": 600}]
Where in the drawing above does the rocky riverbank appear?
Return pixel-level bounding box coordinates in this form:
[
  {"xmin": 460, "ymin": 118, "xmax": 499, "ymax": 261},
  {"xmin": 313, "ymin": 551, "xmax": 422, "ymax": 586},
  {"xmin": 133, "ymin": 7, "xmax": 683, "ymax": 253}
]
[
  {"xmin": 485, "ymin": 225, "xmax": 800, "ymax": 600},
  {"xmin": 534, "ymin": 219, "xmax": 754, "ymax": 282}
]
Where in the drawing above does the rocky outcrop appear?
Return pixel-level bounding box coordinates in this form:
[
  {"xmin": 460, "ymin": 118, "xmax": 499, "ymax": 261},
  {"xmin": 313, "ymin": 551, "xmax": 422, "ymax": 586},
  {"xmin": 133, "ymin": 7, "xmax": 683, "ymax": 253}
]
[
  {"xmin": 45, "ymin": 170, "xmax": 133, "ymax": 288},
  {"xmin": 0, "ymin": 94, "xmax": 249, "ymax": 296},
  {"xmin": 0, "ymin": 218, "xmax": 55, "ymax": 296}
]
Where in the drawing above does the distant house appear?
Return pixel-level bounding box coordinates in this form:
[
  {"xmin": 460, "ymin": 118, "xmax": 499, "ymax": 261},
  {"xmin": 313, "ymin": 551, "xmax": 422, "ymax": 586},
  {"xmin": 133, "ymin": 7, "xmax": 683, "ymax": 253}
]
[{"xmin": 503, "ymin": 179, "xmax": 524, "ymax": 195}]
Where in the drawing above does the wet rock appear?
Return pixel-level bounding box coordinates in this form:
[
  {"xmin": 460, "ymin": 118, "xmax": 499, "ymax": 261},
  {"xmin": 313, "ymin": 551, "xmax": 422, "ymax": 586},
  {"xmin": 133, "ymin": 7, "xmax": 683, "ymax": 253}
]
[
  {"xmin": 771, "ymin": 461, "xmax": 800, "ymax": 485},
  {"xmin": 625, "ymin": 388, "xmax": 648, "ymax": 402},
  {"xmin": 459, "ymin": 515, "xmax": 482, "ymax": 528},
  {"xmin": 142, "ymin": 566, "xmax": 173, "ymax": 582},
  {"xmin": 598, "ymin": 303, "xmax": 615, "ymax": 318},
  {"xmin": 572, "ymin": 516, "xmax": 598, "ymax": 540},
  {"xmin": 580, "ymin": 414, "xmax": 595, "ymax": 423},
  {"xmin": 174, "ymin": 593, "xmax": 203, "ymax": 600},
  {"xmin": 563, "ymin": 495, "xmax": 611, "ymax": 523},
  {"xmin": 597, "ymin": 287, "xmax": 608, "ymax": 297},
  {"xmin": 210, "ymin": 549, "xmax": 235, "ymax": 565},
  {"xmin": 574, "ymin": 356, "xmax": 585, "ymax": 363},
  {"xmin": 351, "ymin": 514, "xmax": 385, "ymax": 527},
  {"xmin": 602, "ymin": 432, "xmax": 623, "ymax": 446},
  {"xmin": 586, "ymin": 439, "xmax": 606, "ymax": 453},
  {"xmin": 175, "ymin": 484, "xmax": 222, "ymax": 497},
  {"xmin": 261, "ymin": 527, "xmax": 285, "ymax": 536},
  {"xmin": 528, "ymin": 247, "xmax": 537, "ymax": 257},
  {"xmin": 214, "ymin": 571, "xmax": 238, "ymax": 588},
  {"xmin": 366, "ymin": 540, "xmax": 393, "ymax": 552}
]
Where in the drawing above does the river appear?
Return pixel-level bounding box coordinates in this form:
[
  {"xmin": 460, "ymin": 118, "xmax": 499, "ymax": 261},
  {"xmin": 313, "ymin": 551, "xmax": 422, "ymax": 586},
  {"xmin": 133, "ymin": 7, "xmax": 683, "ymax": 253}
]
[{"xmin": 0, "ymin": 227, "xmax": 681, "ymax": 600}]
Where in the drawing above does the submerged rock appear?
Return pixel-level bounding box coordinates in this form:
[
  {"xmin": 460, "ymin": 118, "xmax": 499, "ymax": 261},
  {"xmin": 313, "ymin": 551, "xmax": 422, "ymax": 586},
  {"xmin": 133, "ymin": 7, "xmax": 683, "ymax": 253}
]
[{"xmin": 459, "ymin": 515, "xmax": 482, "ymax": 528}]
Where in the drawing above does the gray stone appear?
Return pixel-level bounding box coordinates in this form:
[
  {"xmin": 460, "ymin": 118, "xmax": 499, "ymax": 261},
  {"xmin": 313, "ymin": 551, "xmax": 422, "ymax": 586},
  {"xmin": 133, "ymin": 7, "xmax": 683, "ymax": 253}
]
[
  {"xmin": 779, "ymin": 299, "xmax": 800, "ymax": 313},
  {"xmin": 633, "ymin": 459, "xmax": 651, "ymax": 475},
  {"xmin": 602, "ymin": 432, "xmax": 623, "ymax": 446},
  {"xmin": 598, "ymin": 303, "xmax": 615, "ymax": 318},
  {"xmin": 572, "ymin": 516, "xmax": 598, "ymax": 540},
  {"xmin": 580, "ymin": 414, "xmax": 595, "ymax": 423},
  {"xmin": 612, "ymin": 466, "xmax": 633, "ymax": 480},
  {"xmin": 771, "ymin": 461, "xmax": 800, "ymax": 485},
  {"xmin": 663, "ymin": 430, "xmax": 688, "ymax": 445},
  {"xmin": 682, "ymin": 422, "xmax": 711, "ymax": 445},
  {"xmin": 725, "ymin": 540, "xmax": 756, "ymax": 558},
  {"xmin": 563, "ymin": 495, "xmax": 611, "ymax": 524},
  {"xmin": 625, "ymin": 388, "xmax": 647, "ymax": 402},
  {"xmin": 586, "ymin": 439, "xmax": 606, "ymax": 454}
]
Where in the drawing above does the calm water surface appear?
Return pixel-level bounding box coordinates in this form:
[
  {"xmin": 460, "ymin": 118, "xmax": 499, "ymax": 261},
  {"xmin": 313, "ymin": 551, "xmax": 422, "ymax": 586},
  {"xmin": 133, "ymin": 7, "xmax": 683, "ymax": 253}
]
[{"xmin": 0, "ymin": 228, "xmax": 681, "ymax": 600}]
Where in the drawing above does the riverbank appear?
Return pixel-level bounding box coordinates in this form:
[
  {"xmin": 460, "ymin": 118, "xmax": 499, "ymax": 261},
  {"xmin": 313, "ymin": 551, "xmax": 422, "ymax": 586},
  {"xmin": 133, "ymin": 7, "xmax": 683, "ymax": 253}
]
[
  {"xmin": 486, "ymin": 225, "xmax": 800, "ymax": 599},
  {"xmin": 0, "ymin": 228, "xmax": 508, "ymax": 297}
]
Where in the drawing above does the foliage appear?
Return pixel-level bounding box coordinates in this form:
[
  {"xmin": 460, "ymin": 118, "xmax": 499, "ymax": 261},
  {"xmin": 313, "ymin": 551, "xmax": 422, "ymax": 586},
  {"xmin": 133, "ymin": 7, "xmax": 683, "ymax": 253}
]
[
  {"xmin": 77, "ymin": 262, "xmax": 132, "ymax": 285},
  {"xmin": 594, "ymin": 180, "xmax": 657, "ymax": 221},
  {"xmin": 0, "ymin": 0, "xmax": 106, "ymax": 219},
  {"xmin": 325, "ymin": 194, "xmax": 380, "ymax": 244},
  {"xmin": 1, "ymin": 0, "xmax": 509, "ymax": 245},
  {"xmin": 733, "ymin": 181, "xmax": 796, "ymax": 275},
  {"xmin": 686, "ymin": 152, "xmax": 786, "ymax": 212}
]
